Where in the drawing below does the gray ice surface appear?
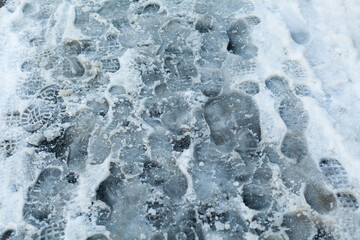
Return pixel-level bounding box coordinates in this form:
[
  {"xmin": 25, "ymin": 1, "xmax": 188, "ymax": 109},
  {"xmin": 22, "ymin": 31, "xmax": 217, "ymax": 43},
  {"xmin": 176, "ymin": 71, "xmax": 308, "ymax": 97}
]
[{"xmin": 0, "ymin": 0, "xmax": 360, "ymax": 239}]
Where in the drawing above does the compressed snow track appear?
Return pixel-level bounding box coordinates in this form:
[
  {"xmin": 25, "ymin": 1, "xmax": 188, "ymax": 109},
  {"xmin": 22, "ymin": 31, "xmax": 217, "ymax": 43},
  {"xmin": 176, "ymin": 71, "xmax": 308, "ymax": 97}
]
[{"xmin": 0, "ymin": 0, "xmax": 360, "ymax": 239}]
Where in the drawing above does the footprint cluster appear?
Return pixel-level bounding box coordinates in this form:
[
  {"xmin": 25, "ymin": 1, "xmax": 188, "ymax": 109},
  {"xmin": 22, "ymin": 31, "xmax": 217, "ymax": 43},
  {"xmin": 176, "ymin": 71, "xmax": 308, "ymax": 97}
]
[{"xmin": 0, "ymin": 0, "xmax": 359, "ymax": 239}]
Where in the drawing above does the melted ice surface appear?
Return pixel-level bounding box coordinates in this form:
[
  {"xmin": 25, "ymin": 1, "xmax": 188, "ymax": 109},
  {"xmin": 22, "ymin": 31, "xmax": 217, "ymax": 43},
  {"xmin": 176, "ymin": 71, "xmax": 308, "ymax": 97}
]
[{"xmin": 0, "ymin": 0, "xmax": 360, "ymax": 239}]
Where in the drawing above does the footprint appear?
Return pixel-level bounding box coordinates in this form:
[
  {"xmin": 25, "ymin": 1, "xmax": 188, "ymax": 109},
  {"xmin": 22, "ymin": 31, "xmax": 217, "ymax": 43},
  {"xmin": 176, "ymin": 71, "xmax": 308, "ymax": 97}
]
[
  {"xmin": 98, "ymin": 37, "xmax": 123, "ymax": 55},
  {"xmin": 0, "ymin": 139, "xmax": 17, "ymax": 157},
  {"xmin": 90, "ymin": 199, "xmax": 111, "ymax": 226},
  {"xmin": 63, "ymin": 40, "xmax": 81, "ymax": 56},
  {"xmin": 100, "ymin": 58, "xmax": 120, "ymax": 73},
  {"xmin": 238, "ymin": 60, "xmax": 257, "ymax": 76},
  {"xmin": 204, "ymin": 96, "xmax": 236, "ymax": 149},
  {"xmin": 21, "ymin": 60, "xmax": 38, "ymax": 72},
  {"xmin": 199, "ymin": 70, "xmax": 223, "ymax": 97},
  {"xmin": 244, "ymin": 16, "xmax": 261, "ymax": 26},
  {"xmin": 23, "ymin": 168, "xmax": 65, "ymax": 224},
  {"xmin": 278, "ymin": 97, "xmax": 309, "ymax": 131},
  {"xmin": 294, "ymin": 84, "xmax": 311, "ymax": 96},
  {"xmin": 281, "ymin": 213, "xmax": 316, "ymax": 240},
  {"xmin": 193, "ymin": 141, "xmax": 248, "ymax": 198},
  {"xmin": 142, "ymin": 3, "xmax": 160, "ymax": 14},
  {"xmin": 141, "ymin": 97, "xmax": 163, "ymax": 127},
  {"xmin": 227, "ymin": 19, "xmax": 258, "ymax": 59},
  {"xmin": 226, "ymin": 19, "xmax": 248, "ymax": 46},
  {"xmin": 281, "ymin": 8, "xmax": 310, "ymax": 45},
  {"xmin": 279, "ymin": 167, "xmax": 305, "ymax": 193},
  {"xmin": 204, "ymin": 92, "xmax": 261, "ymax": 152},
  {"xmin": 265, "ymin": 75, "xmax": 292, "ymax": 97},
  {"xmin": 29, "ymin": 37, "xmax": 46, "ymax": 47},
  {"xmin": 289, "ymin": 28, "xmax": 310, "ymax": 45},
  {"xmin": 2, "ymin": 110, "xmax": 20, "ymax": 127},
  {"xmin": 304, "ymin": 183, "xmax": 337, "ymax": 214},
  {"xmin": 96, "ymin": 180, "xmax": 153, "ymax": 239},
  {"xmin": 65, "ymin": 125, "xmax": 91, "ymax": 170},
  {"xmin": 136, "ymin": 54, "xmax": 164, "ymax": 86},
  {"xmin": 97, "ymin": 0, "xmax": 131, "ymax": 20},
  {"xmin": 137, "ymin": 4, "xmax": 166, "ymax": 43},
  {"xmin": 197, "ymin": 24, "xmax": 228, "ymax": 69},
  {"xmin": 195, "ymin": 15, "xmax": 214, "ymax": 33},
  {"xmin": 159, "ymin": 19, "xmax": 191, "ymax": 44},
  {"xmin": 37, "ymin": 85, "xmax": 60, "ymax": 103},
  {"xmin": 96, "ymin": 163, "xmax": 124, "ymax": 207},
  {"xmin": 60, "ymin": 57, "xmax": 85, "ymax": 78},
  {"xmin": 87, "ymin": 234, "xmax": 109, "ymax": 240},
  {"xmin": 88, "ymin": 134, "xmax": 111, "ymax": 165},
  {"xmin": 36, "ymin": 49, "xmax": 57, "ymax": 70},
  {"xmin": 266, "ymin": 75, "xmax": 310, "ymax": 165},
  {"xmin": 112, "ymin": 18, "xmax": 140, "ymax": 49},
  {"xmin": 20, "ymin": 104, "xmax": 54, "ymax": 132},
  {"xmin": 120, "ymin": 161, "xmax": 143, "ymax": 179},
  {"xmin": 242, "ymin": 183, "xmax": 272, "ymax": 211},
  {"xmin": 282, "ymin": 60, "xmax": 308, "ymax": 80},
  {"xmin": 17, "ymin": 75, "xmax": 45, "ymax": 99},
  {"xmin": 336, "ymin": 191, "xmax": 359, "ymax": 211},
  {"xmin": 111, "ymin": 97, "xmax": 133, "ymax": 127},
  {"xmin": 238, "ymin": 80, "xmax": 259, "ymax": 95},
  {"xmin": 38, "ymin": 220, "xmax": 66, "ymax": 240},
  {"xmin": 163, "ymin": 44, "xmax": 198, "ymax": 92},
  {"xmin": 280, "ymin": 131, "xmax": 308, "ymax": 162},
  {"xmin": 79, "ymin": 40, "xmax": 97, "ymax": 54},
  {"xmin": 161, "ymin": 96, "xmax": 191, "ymax": 135},
  {"xmin": 319, "ymin": 158, "xmax": 349, "ymax": 189}
]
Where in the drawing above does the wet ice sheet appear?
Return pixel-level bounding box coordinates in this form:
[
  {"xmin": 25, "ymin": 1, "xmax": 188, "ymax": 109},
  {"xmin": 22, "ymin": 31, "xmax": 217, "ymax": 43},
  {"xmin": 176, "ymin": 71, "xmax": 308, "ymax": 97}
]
[{"xmin": 0, "ymin": 0, "xmax": 360, "ymax": 239}]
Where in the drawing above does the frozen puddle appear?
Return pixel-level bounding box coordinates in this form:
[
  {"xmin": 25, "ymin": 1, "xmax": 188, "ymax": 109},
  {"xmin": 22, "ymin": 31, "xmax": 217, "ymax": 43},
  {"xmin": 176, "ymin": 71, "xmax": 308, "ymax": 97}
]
[{"xmin": 0, "ymin": 0, "xmax": 360, "ymax": 239}]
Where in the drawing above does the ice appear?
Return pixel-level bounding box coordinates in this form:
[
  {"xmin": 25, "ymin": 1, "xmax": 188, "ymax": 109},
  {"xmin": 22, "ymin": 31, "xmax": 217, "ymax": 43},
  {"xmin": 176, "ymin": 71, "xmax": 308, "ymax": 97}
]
[
  {"xmin": 279, "ymin": 97, "xmax": 309, "ymax": 130},
  {"xmin": 227, "ymin": 19, "xmax": 257, "ymax": 59},
  {"xmin": 204, "ymin": 92, "xmax": 261, "ymax": 153},
  {"xmin": 163, "ymin": 44, "xmax": 198, "ymax": 92},
  {"xmin": 281, "ymin": 213, "xmax": 316, "ymax": 240},
  {"xmin": 1, "ymin": 0, "xmax": 360, "ymax": 239},
  {"xmin": 86, "ymin": 234, "xmax": 108, "ymax": 240},
  {"xmin": 88, "ymin": 134, "xmax": 111, "ymax": 165},
  {"xmin": 238, "ymin": 81, "xmax": 260, "ymax": 96},
  {"xmin": 336, "ymin": 192, "xmax": 359, "ymax": 211},
  {"xmin": 242, "ymin": 183, "xmax": 272, "ymax": 211},
  {"xmin": 303, "ymin": 183, "xmax": 337, "ymax": 214},
  {"xmin": 280, "ymin": 131, "xmax": 308, "ymax": 162},
  {"xmin": 265, "ymin": 75, "xmax": 292, "ymax": 97},
  {"xmin": 172, "ymin": 135, "xmax": 191, "ymax": 152},
  {"xmin": 319, "ymin": 158, "xmax": 350, "ymax": 189},
  {"xmin": 199, "ymin": 70, "xmax": 223, "ymax": 97}
]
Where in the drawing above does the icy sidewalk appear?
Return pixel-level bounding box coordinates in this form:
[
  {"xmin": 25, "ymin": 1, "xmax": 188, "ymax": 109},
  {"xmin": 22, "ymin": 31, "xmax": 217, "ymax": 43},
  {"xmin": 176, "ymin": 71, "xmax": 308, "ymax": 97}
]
[{"xmin": 0, "ymin": 0, "xmax": 359, "ymax": 239}]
